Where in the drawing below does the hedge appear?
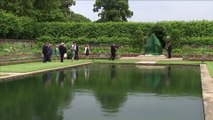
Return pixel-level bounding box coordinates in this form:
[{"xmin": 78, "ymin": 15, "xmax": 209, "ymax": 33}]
[
  {"xmin": 0, "ymin": 10, "xmax": 36, "ymax": 39},
  {"xmin": 36, "ymin": 36, "xmax": 131, "ymax": 45},
  {"xmin": 179, "ymin": 37, "xmax": 213, "ymax": 47},
  {"xmin": 1, "ymin": 10, "xmax": 213, "ymax": 49}
]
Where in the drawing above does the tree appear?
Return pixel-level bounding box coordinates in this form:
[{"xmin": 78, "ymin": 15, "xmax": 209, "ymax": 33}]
[
  {"xmin": 0, "ymin": 0, "xmax": 91, "ymax": 22},
  {"xmin": 0, "ymin": 0, "xmax": 34, "ymax": 17},
  {"xmin": 93, "ymin": 0, "xmax": 133, "ymax": 22},
  {"xmin": 31, "ymin": 0, "xmax": 76, "ymax": 22},
  {"xmin": 69, "ymin": 13, "xmax": 91, "ymax": 22}
]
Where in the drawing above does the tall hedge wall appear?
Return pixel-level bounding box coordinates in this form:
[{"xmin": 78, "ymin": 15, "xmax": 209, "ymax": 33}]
[
  {"xmin": 35, "ymin": 21, "xmax": 213, "ymax": 38},
  {"xmin": 34, "ymin": 22, "xmax": 153, "ymax": 39},
  {"xmin": 1, "ymin": 10, "xmax": 213, "ymax": 47}
]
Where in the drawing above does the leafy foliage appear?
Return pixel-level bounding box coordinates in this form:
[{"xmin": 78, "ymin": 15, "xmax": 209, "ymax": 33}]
[
  {"xmin": 93, "ymin": 0, "xmax": 133, "ymax": 22},
  {"xmin": 131, "ymin": 30, "xmax": 144, "ymax": 53},
  {"xmin": 0, "ymin": 0, "xmax": 91, "ymax": 22},
  {"xmin": 1, "ymin": 11, "xmax": 213, "ymax": 50},
  {"xmin": 180, "ymin": 37, "xmax": 213, "ymax": 47},
  {"xmin": 0, "ymin": 10, "xmax": 36, "ymax": 39}
]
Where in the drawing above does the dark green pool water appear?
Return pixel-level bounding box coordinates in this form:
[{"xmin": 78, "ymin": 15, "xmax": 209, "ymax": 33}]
[{"xmin": 0, "ymin": 64, "xmax": 204, "ymax": 120}]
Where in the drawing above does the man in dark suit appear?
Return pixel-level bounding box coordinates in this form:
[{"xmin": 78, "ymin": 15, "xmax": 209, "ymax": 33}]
[
  {"xmin": 74, "ymin": 42, "xmax": 79, "ymax": 60},
  {"xmin": 59, "ymin": 43, "xmax": 67, "ymax": 62},
  {"xmin": 166, "ymin": 36, "xmax": 172, "ymax": 58},
  {"xmin": 110, "ymin": 43, "xmax": 118, "ymax": 60},
  {"xmin": 42, "ymin": 42, "xmax": 48, "ymax": 63}
]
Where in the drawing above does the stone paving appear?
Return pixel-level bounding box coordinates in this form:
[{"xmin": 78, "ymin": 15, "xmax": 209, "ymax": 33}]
[
  {"xmin": 200, "ymin": 64, "xmax": 213, "ymax": 120},
  {"xmin": 0, "ymin": 56, "xmax": 212, "ymax": 120},
  {"xmin": 120, "ymin": 55, "xmax": 183, "ymax": 64}
]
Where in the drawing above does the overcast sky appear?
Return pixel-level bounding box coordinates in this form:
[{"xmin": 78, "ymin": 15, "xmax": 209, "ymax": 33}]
[{"xmin": 70, "ymin": 0, "xmax": 213, "ymax": 22}]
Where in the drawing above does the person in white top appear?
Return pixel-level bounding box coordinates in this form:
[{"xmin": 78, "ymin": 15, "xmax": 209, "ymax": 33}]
[
  {"xmin": 84, "ymin": 44, "xmax": 90, "ymax": 59},
  {"xmin": 71, "ymin": 42, "xmax": 76, "ymax": 61}
]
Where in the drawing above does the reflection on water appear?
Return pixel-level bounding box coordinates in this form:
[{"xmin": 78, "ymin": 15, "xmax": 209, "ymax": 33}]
[
  {"xmin": 43, "ymin": 72, "xmax": 52, "ymax": 87},
  {"xmin": 0, "ymin": 64, "xmax": 204, "ymax": 120},
  {"xmin": 84, "ymin": 66, "xmax": 90, "ymax": 80},
  {"xmin": 110, "ymin": 64, "xmax": 116, "ymax": 80},
  {"xmin": 71, "ymin": 67, "xmax": 77, "ymax": 85}
]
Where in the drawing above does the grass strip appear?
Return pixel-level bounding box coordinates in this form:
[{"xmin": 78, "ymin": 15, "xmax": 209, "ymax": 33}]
[
  {"xmin": 206, "ymin": 62, "xmax": 213, "ymax": 77},
  {"xmin": 0, "ymin": 59, "xmax": 140, "ymax": 73}
]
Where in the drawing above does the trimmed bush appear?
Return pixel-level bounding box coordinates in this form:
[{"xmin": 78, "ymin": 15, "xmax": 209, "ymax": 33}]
[
  {"xmin": 1, "ymin": 11, "xmax": 213, "ymax": 50},
  {"xmin": 179, "ymin": 37, "xmax": 213, "ymax": 47}
]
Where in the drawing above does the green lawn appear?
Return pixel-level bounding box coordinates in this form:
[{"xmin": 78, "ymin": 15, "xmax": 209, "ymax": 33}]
[
  {"xmin": 207, "ymin": 62, "xmax": 213, "ymax": 77},
  {"xmin": 0, "ymin": 59, "xmax": 140, "ymax": 73}
]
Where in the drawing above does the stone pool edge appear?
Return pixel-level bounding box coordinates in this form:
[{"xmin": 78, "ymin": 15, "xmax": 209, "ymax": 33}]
[
  {"xmin": 200, "ymin": 64, "xmax": 213, "ymax": 120},
  {"xmin": 0, "ymin": 62, "xmax": 92, "ymax": 82}
]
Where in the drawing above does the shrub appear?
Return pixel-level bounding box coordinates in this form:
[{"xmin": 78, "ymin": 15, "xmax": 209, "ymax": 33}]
[
  {"xmin": 179, "ymin": 37, "xmax": 213, "ymax": 47},
  {"xmin": 36, "ymin": 35, "xmax": 55, "ymax": 43},
  {"xmin": 0, "ymin": 10, "xmax": 35, "ymax": 39}
]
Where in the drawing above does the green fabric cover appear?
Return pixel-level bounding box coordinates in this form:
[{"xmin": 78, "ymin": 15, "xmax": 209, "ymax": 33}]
[{"xmin": 145, "ymin": 33, "xmax": 163, "ymax": 55}]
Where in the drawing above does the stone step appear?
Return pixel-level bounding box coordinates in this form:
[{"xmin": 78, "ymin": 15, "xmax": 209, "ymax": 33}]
[{"xmin": 120, "ymin": 55, "xmax": 182, "ymax": 61}]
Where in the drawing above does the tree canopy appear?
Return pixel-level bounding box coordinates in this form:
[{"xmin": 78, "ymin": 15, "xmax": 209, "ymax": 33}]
[
  {"xmin": 0, "ymin": 0, "xmax": 91, "ymax": 22},
  {"xmin": 93, "ymin": 0, "xmax": 133, "ymax": 22}
]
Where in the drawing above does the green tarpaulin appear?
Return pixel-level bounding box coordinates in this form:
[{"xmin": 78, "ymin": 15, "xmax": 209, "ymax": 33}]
[{"xmin": 145, "ymin": 33, "xmax": 163, "ymax": 55}]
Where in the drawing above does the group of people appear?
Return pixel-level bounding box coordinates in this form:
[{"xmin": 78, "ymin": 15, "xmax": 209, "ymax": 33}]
[
  {"xmin": 42, "ymin": 42, "xmax": 92, "ymax": 63},
  {"xmin": 42, "ymin": 40, "xmax": 172, "ymax": 63},
  {"xmin": 70, "ymin": 42, "xmax": 91, "ymax": 61},
  {"xmin": 42, "ymin": 42, "xmax": 121, "ymax": 62},
  {"xmin": 42, "ymin": 42, "xmax": 67, "ymax": 63}
]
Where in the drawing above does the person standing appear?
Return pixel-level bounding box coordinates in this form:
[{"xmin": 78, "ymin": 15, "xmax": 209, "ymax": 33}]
[
  {"xmin": 166, "ymin": 36, "xmax": 172, "ymax": 58},
  {"xmin": 71, "ymin": 42, "xmax": 76, "ymax": 61},
  {"xmin": 54, "ymin": 44, "xmax": 59, "ymax": 60},
  {"xmin": 47, "ymin": 43, "xmax": 52, "ymax": 62},
  {"xmin": 84, "ymin": 44, "xmax": 90, "ymax": 59},
  {"xmin": 59, "ymin": 43, "xmax": 67, "ymax": 62},
  {"xmin": 74, "ymin": 43, "xmax": 79, "ymax": 60},
  {"xmin": 42, "ymin": 42, "xmax": 48, "ymax": 63},
  {"xmin": 110, "ymin": 43, "xmax": 118, "ymax": 60}
]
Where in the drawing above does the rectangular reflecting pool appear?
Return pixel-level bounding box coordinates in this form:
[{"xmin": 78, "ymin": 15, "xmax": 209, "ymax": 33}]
[{"xmin": 0, "ymin": 64, "xmax": 204, "ymax": 120}]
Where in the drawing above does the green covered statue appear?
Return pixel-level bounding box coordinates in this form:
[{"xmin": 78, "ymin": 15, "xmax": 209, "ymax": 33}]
[{"xmin": 145, "ymin": 33, "xmax": 163, "ymax": 55}]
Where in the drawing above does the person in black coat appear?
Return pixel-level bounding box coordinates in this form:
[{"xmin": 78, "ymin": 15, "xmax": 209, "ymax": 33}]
[
  {"xmin": 110, "ymin": 43, "xmax": 118, "ymax": 60},
  {"xmin": 74, "ymin": 43, "xmax": 79, "ymax": 60},
  {"xmin": 42, "ymin": 43, "xmax": 49, "ymax": 63},
  {"xmin": 47, "ymin": 43, "xmax": 52, "ymax": 62},
  {"xmin": 59, "ymin": 43, "xmax": 67, "ymax": 62},
  {"xmin": 166, "ymin": 40, "xmax": 172, "ymax": 59}
]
